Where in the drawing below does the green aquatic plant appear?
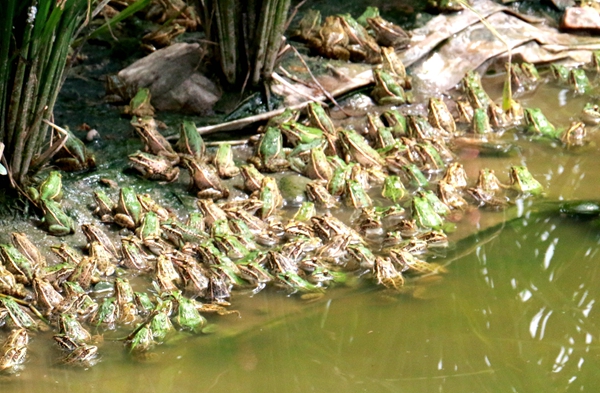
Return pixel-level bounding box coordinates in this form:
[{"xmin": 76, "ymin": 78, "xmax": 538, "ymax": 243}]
[
  {"xmin": 0, "ymin": 0, "xmax": 94, "ymax": 186},
  {"xmin": 198, "ymin": 0, "xmax": 291, "ymax": 87}
]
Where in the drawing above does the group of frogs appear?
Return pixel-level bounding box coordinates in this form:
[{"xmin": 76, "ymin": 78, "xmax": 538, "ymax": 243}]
[
  {"xmin": 4, "ymin": 6, "xmax": 600, "ymax": 373},
  {"xmin": 0, "ymin": 66, "xmax": 553, "ymax": 371},
  {"xmin": 292, "ymin": 8, "xmax": 410, "ymax": 64}
]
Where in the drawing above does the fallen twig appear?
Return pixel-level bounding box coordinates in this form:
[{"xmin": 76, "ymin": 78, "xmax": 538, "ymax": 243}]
[
  {"xmin": 289, "ymin": 45, "xmax": 351, "ymax": 116},
  {"xmin": 196, "ymin": 68, "xmax": 374, "ymax": 135}
]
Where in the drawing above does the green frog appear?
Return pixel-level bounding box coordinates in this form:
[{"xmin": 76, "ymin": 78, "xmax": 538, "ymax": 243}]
[
  {"xmin": 524, "ymin": 108, "xmax": 559, "ymax": 138},
  {"xmin": 114, "ymin": 187, "xmax": 143, "ymax": 230},
  {"xmin": 176, "ymin": 120, "xmax": 205, "ymax": 162},
  {"xmin": 508, "ymin": 165, "xmax": 543, "ymax": 195},
  {"xmin": 249, "ymin": 126, "xmax": 289, "ymax": 172},
  {"xmin": 339, "ymin": 129, "xmax": 384, "ymax": 168},
  {"xmin": 569, "ymin": 68, "xmax": 591, "ymax": 95},
  {"xmin": 40, "ymin": 200, "xmax": 76, "ymax": 236},
  {"xmin": 123, "ymin": 88, "xmax": 154, "ymax": 117},
  {"xmin": 412, "ymin": 192, "xmax": 443, "ymax": 229},
  {"xmin": 372, "ymin": 68, "xmax": 410, "ymax": 106},
  {"xmin": 462, "ymin": 71, "xmax": 491, "ymax": 110},
  {"xmin": 53, "ymin": 129, "xmax": 96, "ymax": 172},
  {"xmin": 28, "ymin": 170, "xmax": 62, "ymax": 204},
  {"xmin": 214, "ymin": 143, "xmax": 240, "ymax": 178}
]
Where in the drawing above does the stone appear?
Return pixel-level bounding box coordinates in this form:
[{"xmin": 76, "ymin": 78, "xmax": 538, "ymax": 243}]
[
  {"xmin": 117, "ymin": 43, "xmax": 221, "ymax": 115},
  {"xmin": 561, "ymin": 7, "xmax": 600, "ymax": 31}
]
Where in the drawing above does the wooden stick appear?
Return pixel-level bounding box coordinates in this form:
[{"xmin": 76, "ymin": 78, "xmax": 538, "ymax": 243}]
[
  {"xmin": 289, "ymin": 45, "xmax": 350, "ymax": 116},
  {"xmin": 196, "ymin": 68, "xmax": 374, "ymax": 135}
]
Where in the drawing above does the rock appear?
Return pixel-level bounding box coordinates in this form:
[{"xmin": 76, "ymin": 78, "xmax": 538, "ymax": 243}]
[
  {"xmin": 562, "ymin": 7, "xmax": 600, "ymax": 31},
  {"xmin": 278, "ymin": 174, "xmax": 312, "ymax": 206},
  {"xmin": 117, "ymin": 43, "xmax": 221, "ymax": 115}
]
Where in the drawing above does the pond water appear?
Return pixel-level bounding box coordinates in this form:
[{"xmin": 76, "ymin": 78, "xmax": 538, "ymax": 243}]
[{"xmin": 2, "ymin": 70, "xmax": 600, "ymax": 393}]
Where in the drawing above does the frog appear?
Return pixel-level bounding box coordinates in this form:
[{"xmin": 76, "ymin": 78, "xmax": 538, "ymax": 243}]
[
  {"xmin": 307, "ymin": 16, "xmax": 350, "ymax": 61},
  {"xmin": 114, "ymin": 187, "xmax": 143, "ymax": 230},
  {"xmin": 382, "ymin": 109, "xmax": 408, "ymax": 136},
  {"xmin": 524, "ymin": 108, "xmax": 559, "ymax": 138},
  {"xmin": 61, "ymin": 344, "xmax": 98, "ymax": 366},
  {"xmin": 176, "ymin": 120, "xmax": 205, "ymax": 162},
  {"xmin": 462, "ymin": 71, "xmax": 491, "ymax": 110},
  {"xmin": 442, "ymin": 162, "xmax": 468, "ymax": 189},
  {"xmin": 560, "ymin": 121, "xmax": 587, "ymax": 147},
  {"xmin": 171, "ymin": 291, "xmax": 207, "ymax": 332},
  {"xmin": 155, "ymin": 255, "xmax": 181, "ymax": 292},
  {"xmin": 91, "ymin": 190, "xmax": 115, "ymax": 223},
  {"xmin": 120, "ymin": 237, "xmax": 152, "ymax": 271},
  {"xmin": 412, "ymin": 192, "xmax": 444, "ymax": 229},
  {"xmin": 428, "ymin": 97, "xmax": 456, "ymax": 134},
  {"xmin": 52, "ymin": 128, "xmax": 97, "ymax": 172},
  {"xmin": 509, "ymin": 62, "xmax": 539, "ymax": 92},
  {"xmin": 291, "ymin": 9, "xmax": 322, "ymax": 41},
  {"xmin": 129, "ymin": 151, "xmax": 180, "ymax": 182},
  {"xmin": 401, "ymin": 163, "xmax": 429, "ymax": 188},
  {"xmin": 137, "ymin": 193, "xmax": 172, "ymax": 221},
  {"xmin": 580, "ymin": 102, "xmax": 600, "ymax": 125},
  {"xmin": 337, "ymin": 14, "xmax": 382, "ymax": 63},
  {"xmin": 372, "ymin": 68, "xmax": 410, "ymax": 106},
  {"xmin": 28, "ymin": 170, "xmax": 63, "ymax": 204},
  {"xmin": 381, "ymin": 175, "xmax": 406, "ymax": 203},
  {"xmin": 213, "ymin": 143, "xmax": 240, "ymax": 178},
  {"xmin": 0, "ymin": 244, "xmax": 36, "ymax": 284},
  {"xmin": 130, "ymin": 116, "xmax": 180, "ymax": 164},
  {"xmin": 33, "ymin": 277, "xmax": 64, "ymax": 315},
  {"xmin": 248, "ymin": 126, "xmax": 289, "ymax": 172},
  {"xmin": 407, "ymin": 115, "xmax": 445, "ymax": 139},
  {"xmin": 40, "ymin": 199, "xmax": 76, "ymax": 236},
  {"xmin": 366, "ymin": 16, "xmax": 410, "ymax": 49},
  {"xmin": 508, "ymin": 165, "xmax": 543, "ymax": 195},
  {"xmin": 550, "ymin": 63, "xmax": 570, "ymax": 84},
  {"xmin": 415, "ymin": 142, "xmax": 446, "ymax": 172},
  {"xmin": 373, "ymin": 256, "xmax": 405, "ymax": 290},
  {"xmin": 141, "ymin": 22, "xmax": 185, "ymax": 52},
  {"xmin": 123, "ymin": 88, "xmax": 154, "ymax": 118},
  {"xmin": 356, "ymin": 6, "xmax": 380, "ymax": 27},
  {"xmin": 280, "ymin": 122, "xmax": 323, "ymax": 146},
  {"xmin": 466, "ymin": 168, "xmax": 508, "ymax": 207},
  {"xmin": 184, "ymin": 159, "xmax": 230, "ymax": 200},
  {"xmin": 258, "ymin": 176, "xmax": 284, "ymax": 219},
  {"xmin": 305, "ymin": 145, "xmax": 333, "ymax": 181},
  {"xmin": 345, "ymin": 179, "xmax": 372, "ymax": 208},
  {"xmin": 81, "ymin": 223, "xmax": 120, "ymax": 259},
  {"xmin": 339, "ymin": 129, "xmax": 384, "ymax": 168},
  {"xmin": 486, "ymin": 101, "xmax": 510, "ymax": 129},
  {"xmin": 239, "ymin": 164, "xmax": 265, "ymax": 193},
  {"xmin": 10, "ymin": 232, "xmax": 46, "ymax": 270},
  {"xmin": 569, "ymin": 68, "xmax": 591, "ymax": 95},
  {"xmin": 306, "ymin": 101, "xmax": 337, "ymax": 136},
  {"xmin": 306, "ymin": 181, "xmax": 339, "ymax": 209},
  {"xmin": 469, "ymin": 107, "xmax": 491, "ymax": 134},
  {"xmin": 381, "ymin": 47, "xmax": 409, "ymax": 86},
  {"xmin": 437, "ymin": 180, "xmax": 467, "ymax": 210},
  {"xmin": 276, "ymin": 271, "xmax": 325, "ymax": 297}
]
